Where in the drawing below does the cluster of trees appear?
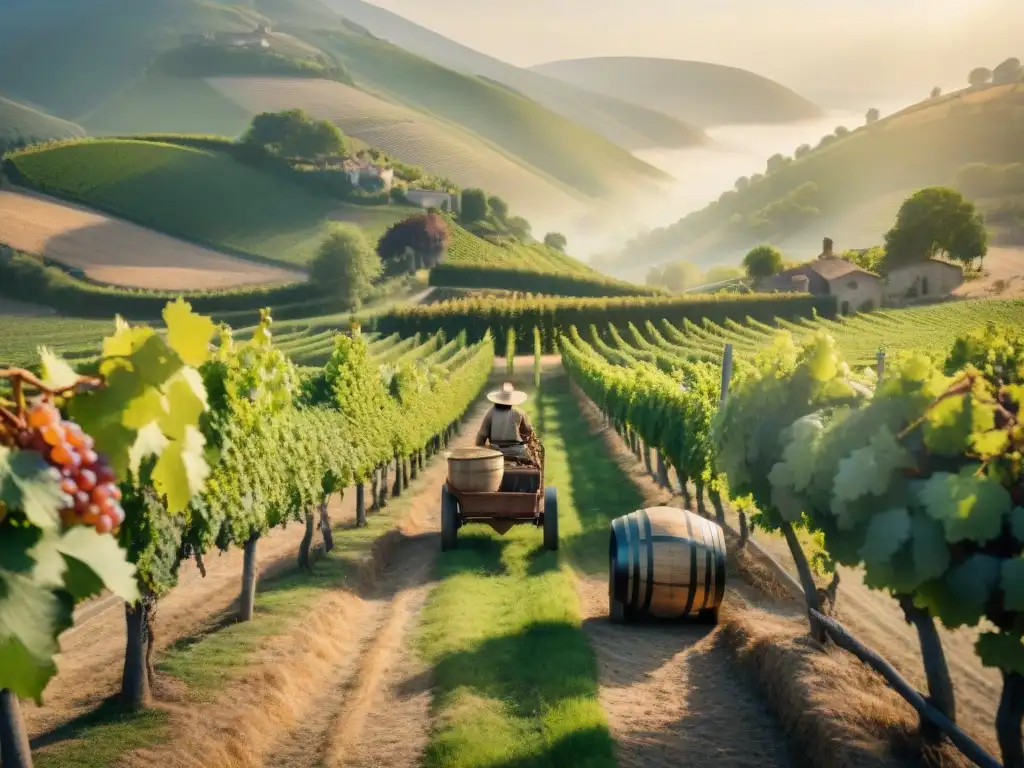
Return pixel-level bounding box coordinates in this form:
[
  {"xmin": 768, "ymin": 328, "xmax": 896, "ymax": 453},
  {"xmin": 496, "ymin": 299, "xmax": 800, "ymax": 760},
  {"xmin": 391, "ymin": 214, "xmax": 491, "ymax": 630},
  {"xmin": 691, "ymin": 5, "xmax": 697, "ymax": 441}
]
[
  {"xmin": 458, "ymin": 187, "xmax": 533, "ymax": 241},
  {"xmin": 883, "ymin": 186, "xmax": 988, "ymax": 269},
  {"xmin": 377, "ymin": 210, "xmax": 450, "ymax": 276},
  {"xmin": 152, "ymin": 42, "xmax": 349, "ymax": 83},
  {"xmin": 646, "ymin": 261, "xmax": 744, "ymax": 292},
  {"xmin": 731, "ymin": 180, "xmax": 821, "ymax": 239},
  {"xmin": 968, "ymin": 57, "xmax": 1023, "ymax": 87},
  {"xmin": 243, "ymin": 109, "xmax": 346, "ymax": 166},
  {"xmin": 741, "ymin": 244, "xmax": 784, "ymax": 280},
  {"xmin": 955, "ymin": 161, "xmax": 1024, "ymax": 199}
]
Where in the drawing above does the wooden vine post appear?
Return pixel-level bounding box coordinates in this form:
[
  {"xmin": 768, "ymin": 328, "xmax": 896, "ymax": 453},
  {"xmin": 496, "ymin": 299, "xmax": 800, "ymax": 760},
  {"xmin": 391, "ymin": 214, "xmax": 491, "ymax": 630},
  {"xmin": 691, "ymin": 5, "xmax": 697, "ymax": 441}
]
[
  {"xmin": 356, "ymin": 482, "xmax": 366, "ymax": 527},
  {"xmin": 240, "ymin": 534, "xmax": 259, "ymax": 622},
  {"xmin": 0, "ymin": 688, "xmax": 32, "ymax": 768},
  {"xmin": 717, "ymin": 344, "xmax": 745, "ymax": 541}
]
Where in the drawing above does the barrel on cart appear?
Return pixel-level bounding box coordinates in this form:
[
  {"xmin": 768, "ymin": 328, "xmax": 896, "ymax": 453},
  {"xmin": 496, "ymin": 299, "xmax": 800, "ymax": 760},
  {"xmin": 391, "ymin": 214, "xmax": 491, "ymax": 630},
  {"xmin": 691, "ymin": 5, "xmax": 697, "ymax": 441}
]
[
  {"xmin": 608, "ymin": 506, "xmax": 726, "ymax": 624},
  {"xmin": 441, "ymin": 446, "xmax": 557, "ymax": 552}
]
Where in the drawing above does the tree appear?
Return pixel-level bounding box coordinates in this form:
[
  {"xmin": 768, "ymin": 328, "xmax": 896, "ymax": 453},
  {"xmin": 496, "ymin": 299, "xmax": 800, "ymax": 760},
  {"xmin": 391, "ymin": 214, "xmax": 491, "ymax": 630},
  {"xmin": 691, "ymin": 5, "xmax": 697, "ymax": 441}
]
[
  {"xmin": 543, "ymin": 232, "xmax": 567, "ymax": 251},
  {"xmin": 968, "ymin": 66, "xmax": 992, "ymax": 87},
  {"xmin": 765, "ymin": 153, "xmax": 788, "ymax": 173},
  {"xmin": 659, "ymin": 261, "xmax": 702, "ymax": 292},
  {"xmin": 460, "ymin": 188, "xmax": 489, "ymax": 223},
  {"xmin": 645, "ymin": 266, "xmax": 664, "ymax": 286},
  {"xmin": 865, "ymin": 107, "xmax": 880, "ymax": 124},
  {"xmin": 309, "ymin": 224, "xmax": 381, "ymax": 308},
  {"xmin": 243, "ymin": 109, "xmax": 307, "ymax": 151},
  {"xmin": 377, "ymin": 212, "xmax": 450, "ymax": 274},
  {"xmin": 487, "ymin": 195, "xmax": 509, "ymax": 223},
  {"xmin": 834, "ymin": 125, "xmax": 850, "ymax": 137},
  {"xmin": 742, "ymin": 244, "xmax": 784, "ymax": 280},
  {"xmin": 993, "ymin": 57, "xmax": 1023, "ymax": 85},
  {"xmin": 930, "ymin": 85, "xmax": 942, "ymax": 98},
  {"xmin": 506, "ymin": 215, "xmax": 532, "ymax": 241},
  {"xmin": 282, "ymin": 118, "xmax": 346, "ymax": 163},
  {"xmin": 883, "ymin": 187, "xmax": 988, "ymax": 269},
  {"xmin": 794, "ymin": 143, "xmax": 812, "ymax": 159},
  {"xmin": 734, "ymin": 176, "xmax": 750, "ymax": 191}
]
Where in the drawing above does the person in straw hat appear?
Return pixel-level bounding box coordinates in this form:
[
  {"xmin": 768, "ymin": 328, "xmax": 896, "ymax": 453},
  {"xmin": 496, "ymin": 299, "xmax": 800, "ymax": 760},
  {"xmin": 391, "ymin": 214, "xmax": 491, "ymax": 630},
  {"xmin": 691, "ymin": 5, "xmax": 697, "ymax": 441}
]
[{"xmin": 476, "ymin": 382, "xmax": 534, "ymax": 460}]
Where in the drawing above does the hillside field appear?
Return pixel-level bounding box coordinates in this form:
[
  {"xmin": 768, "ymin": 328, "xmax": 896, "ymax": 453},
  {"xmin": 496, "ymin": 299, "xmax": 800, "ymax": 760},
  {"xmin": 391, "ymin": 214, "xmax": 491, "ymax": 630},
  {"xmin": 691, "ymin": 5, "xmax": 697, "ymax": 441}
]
[
  {"xmin": 533, "ymin": 56, "xmax": 823, "ymax": 127},
  {"xmin": 3, "ymin": 138, "xmax": 412, "ymax": 267},
  {"xmin": 619, "ymin": 81, "xmax": 1024, "ymax": 269},
  {"xmin": 0, "ymin": 95, "xmax": 86, "ymax": 143},
  {"xmin": 0, "ymin": 190, "xmax": 305, "ymax": 290}
]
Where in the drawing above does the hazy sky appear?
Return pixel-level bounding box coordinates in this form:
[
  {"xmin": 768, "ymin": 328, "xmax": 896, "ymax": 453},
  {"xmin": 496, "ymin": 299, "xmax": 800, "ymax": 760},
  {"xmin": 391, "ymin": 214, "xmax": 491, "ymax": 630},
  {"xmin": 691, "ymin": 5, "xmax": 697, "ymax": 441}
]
[{"xmin": 365, "ymin": 0, "xmax": 1022, "ymax": 104}]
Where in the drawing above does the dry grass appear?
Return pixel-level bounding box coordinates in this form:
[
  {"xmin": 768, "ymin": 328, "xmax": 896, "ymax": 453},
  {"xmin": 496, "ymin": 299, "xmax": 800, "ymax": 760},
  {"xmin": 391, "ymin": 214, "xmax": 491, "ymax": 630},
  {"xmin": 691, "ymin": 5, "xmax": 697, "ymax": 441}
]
[{"xmin": 0, "ymin": 189, "xmax": 304, "ymax": 290}]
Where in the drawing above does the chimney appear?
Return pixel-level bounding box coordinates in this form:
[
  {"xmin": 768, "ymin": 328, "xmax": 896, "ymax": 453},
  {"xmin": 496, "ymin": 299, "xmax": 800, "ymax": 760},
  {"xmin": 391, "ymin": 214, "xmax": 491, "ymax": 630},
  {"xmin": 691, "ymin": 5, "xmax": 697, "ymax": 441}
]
[{"xmin": 820, "ymin": 237, "xmax": 834, "ymax": 259}]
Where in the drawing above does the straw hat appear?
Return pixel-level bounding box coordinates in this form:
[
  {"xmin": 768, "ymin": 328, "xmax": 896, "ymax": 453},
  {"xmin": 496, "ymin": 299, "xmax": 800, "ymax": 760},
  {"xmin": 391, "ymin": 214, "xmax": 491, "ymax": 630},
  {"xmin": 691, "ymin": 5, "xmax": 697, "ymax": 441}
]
[{"xmin": 487, "ymin": 382, "xmax": 528, "ymax": 406}]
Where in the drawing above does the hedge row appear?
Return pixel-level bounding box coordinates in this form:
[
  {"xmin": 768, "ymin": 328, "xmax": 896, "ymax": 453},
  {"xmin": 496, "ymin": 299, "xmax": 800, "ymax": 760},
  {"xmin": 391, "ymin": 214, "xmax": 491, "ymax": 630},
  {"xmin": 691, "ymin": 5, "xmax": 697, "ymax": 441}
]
[
  {"xmin": 374, "ymin": 292, "xmax": 837, "ymax": 354},
  {"xmin": 428, "ymin": 262, "xmax": 656, "ymax": 299}
]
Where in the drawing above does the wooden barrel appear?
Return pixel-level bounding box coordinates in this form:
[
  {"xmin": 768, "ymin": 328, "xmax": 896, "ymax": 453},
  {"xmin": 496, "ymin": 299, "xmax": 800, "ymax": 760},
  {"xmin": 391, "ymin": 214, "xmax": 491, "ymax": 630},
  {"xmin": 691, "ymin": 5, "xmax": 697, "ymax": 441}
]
[
  {"xmin": 446, "ymin": 447, "xmax": 504, "ymax": 492},
  {"xmin": 609, "ymin": 506, "xmax": 726, "ymax": 619}
]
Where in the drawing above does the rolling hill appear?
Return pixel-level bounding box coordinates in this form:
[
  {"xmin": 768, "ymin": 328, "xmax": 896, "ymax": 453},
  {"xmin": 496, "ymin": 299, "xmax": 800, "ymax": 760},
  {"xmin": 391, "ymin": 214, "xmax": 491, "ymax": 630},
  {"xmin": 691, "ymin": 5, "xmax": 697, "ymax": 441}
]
[
  {"xmin": 614, "ymin": 82, "xmax": 1024, "ymax": 272},
  {"xmin": 0, "ymin": 96, "xmax": 86, "ymax": 143},
  {"xmin": 2, "ymin": 138, "xmax": 411, "ymax": 267},
  {"xmin": 320, "ymin": 0, "xmax": 708, "ymax": 150},
  {"xmin": 533, "ymin": 57, "xmax": 823, "ymax": 127},
  {"xmin": 204, "ymin": 76, "xmax": 590, "ymax": 220},
  {"xmin": 0, "ymin": 0, "xmax": 269, "ymax": 119}
]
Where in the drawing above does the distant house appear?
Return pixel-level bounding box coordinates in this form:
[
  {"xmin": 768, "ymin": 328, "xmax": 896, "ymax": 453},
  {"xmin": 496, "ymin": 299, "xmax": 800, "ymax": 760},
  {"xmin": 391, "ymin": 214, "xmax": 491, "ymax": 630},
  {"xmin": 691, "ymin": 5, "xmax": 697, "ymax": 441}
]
[
  {"xmin": 404, "ymin": 189, "xmax": 460, "ymax": 213},
  {"xmin": 343, "ymin": 158, "xmax": 394, "ymax": 190},
  {"xmin": 214, "ymin": 23, "xmax": 272, "ymax": 49},
  {"xmin": 759, "ymin": 237, "xmax": 884, "ymax": 313},
  {"xmin": 885, "ymin": 260, "xmax": 964, "ymax": 303}
]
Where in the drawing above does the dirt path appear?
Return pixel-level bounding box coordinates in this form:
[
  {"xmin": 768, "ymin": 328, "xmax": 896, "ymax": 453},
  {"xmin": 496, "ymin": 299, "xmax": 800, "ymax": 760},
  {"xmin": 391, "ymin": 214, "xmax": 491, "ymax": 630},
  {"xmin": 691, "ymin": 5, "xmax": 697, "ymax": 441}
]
[
  {"xmin": 955, "ymin": 245, "xmax": 1024, "ymax": 297},
  {"xmin": 568, "ymin": 386, "xmax": 796, "ymax": 768},
  {"xmin": 0, "ymin": 188, "xmax": 304, "ymax": 290}
]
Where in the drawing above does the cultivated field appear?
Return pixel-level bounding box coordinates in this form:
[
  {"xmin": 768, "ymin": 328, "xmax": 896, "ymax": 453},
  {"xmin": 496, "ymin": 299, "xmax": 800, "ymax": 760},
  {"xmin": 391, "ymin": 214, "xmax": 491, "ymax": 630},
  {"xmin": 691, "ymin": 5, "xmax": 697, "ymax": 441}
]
[
  {"xmin": 205, "ymin": 76, "xmax": 588, "ymax": 223},
  {"xmin": 0, "ymin": 95, "xmax": 85, "ymax": 142},
  {"xmin": 0, "ymin": 189, "xmax": 305, "ymax": 290},
  {"xmin": 5, "ymin": 139, "xmax": 409, "ymax": 267}
]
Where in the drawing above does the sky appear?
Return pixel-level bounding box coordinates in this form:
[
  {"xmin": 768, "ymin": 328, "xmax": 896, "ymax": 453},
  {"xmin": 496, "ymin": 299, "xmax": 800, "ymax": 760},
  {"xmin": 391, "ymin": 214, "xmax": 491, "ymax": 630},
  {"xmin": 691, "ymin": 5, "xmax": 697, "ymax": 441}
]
[{"xmin": 365, "ymin": 0, "xmax": 1023, "ymax": 105}]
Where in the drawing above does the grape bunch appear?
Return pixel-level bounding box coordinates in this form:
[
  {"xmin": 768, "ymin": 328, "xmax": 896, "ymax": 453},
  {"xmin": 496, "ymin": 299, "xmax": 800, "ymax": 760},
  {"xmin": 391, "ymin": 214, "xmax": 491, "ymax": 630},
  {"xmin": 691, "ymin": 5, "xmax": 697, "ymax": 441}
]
[{"xmin": 18, "ymin": 402, "xmax": 124, "ymax": 533}]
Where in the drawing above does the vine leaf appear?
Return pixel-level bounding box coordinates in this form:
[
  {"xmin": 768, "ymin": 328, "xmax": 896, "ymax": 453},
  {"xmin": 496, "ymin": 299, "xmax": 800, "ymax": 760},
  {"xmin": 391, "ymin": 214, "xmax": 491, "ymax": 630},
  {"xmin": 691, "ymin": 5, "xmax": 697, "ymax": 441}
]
[
  {"xmin": 152, "ymin": 426, "xmax": 209, "ymax": 513},
  {"xmin": 861, "ymin": 507, "xmax": 911, "ymax": 569},
  {"xmin": 0, "ymin": 570, "xmax": 72, "ymax": 702},
  {"xmin": 0, "ymin": 447, "xmax": 63, "ymax": 530},
  {"xmin": 1002, "ymin": 558, "xmax": 1024, "ymax": 612},
  {"xmin": 164, "ymin": 299, "xmax": 215, "ymax": 367},
  {"xmin": 977, "ymin": 631, "xmax": 1024, "ymax": 674},
  {"xmin": 917, "ymin": 470, "xmax": 1011, "ymax": 544},
  {"xmin": 38, "ymin": 347, "xmax": 79, "ymax": 391}
]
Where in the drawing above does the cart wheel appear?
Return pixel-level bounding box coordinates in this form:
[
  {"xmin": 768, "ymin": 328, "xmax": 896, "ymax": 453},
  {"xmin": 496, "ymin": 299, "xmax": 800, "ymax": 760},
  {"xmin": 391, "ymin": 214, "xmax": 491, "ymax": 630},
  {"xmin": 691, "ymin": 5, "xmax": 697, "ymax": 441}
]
[
  {"xmin": 441, "ymin": 485, "xmax": 459, "ymax": 551},
  {"xmin": 697, "ymin": 605, "xmax": 720, "ymax": 625},
  {"xmin": 609, "ymin": 596, "xmax": 629, "ymax": 624},
  {"xmin": 543, "ymin": 486, "xmax": 558, "ymax": 551}
]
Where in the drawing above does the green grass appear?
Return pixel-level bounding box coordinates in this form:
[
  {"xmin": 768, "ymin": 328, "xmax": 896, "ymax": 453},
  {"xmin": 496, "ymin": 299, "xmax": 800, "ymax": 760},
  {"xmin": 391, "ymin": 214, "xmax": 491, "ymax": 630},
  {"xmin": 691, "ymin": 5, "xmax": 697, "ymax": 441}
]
[
  {"xmin": 0, "ymin": 96, "xmax": 85, "ymax": 142},
  {"xmin": 0, "ymin": 315, "xmax": 115, "ymax": 368},
  {"xmin": 417, "ymin": 376, "xmax": 624, "ymax": 766},
  {"xmin": 6, "ymin": 138, "xmax": 411, "ymax": 266},
  {"xmin": 82, "ymin": 75, "xmax": 254, "ymax": 137}
]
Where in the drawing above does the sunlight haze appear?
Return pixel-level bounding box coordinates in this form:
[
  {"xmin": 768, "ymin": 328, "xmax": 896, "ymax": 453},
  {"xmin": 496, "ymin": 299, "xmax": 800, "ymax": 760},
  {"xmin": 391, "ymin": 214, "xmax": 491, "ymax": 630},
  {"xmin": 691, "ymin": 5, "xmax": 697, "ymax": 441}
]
[{"xmin": 366, "ymin": 0, "xmax": 1023, "ymax": 104}]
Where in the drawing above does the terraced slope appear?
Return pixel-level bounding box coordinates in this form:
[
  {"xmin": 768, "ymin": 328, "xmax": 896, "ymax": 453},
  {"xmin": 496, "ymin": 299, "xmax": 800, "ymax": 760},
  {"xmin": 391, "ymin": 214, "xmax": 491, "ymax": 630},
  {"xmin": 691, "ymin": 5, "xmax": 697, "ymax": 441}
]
[
  {"xmin": 205, "ymin": 76, "xmax": 588, "ymax": 221},
  {"xmin": 0, "ymin": 96, "xmax": 86, "ymax": 143},
  {"xmin": 4, "ymin": 138, "xmax": 410, "ymax": 266},
  {"xmin": 533, "ymin": 57, "xmax": 822, "ymax": 127},
  {"xmin": 322, "ymin": 0, "xmax": 707, "ymax": 151}
]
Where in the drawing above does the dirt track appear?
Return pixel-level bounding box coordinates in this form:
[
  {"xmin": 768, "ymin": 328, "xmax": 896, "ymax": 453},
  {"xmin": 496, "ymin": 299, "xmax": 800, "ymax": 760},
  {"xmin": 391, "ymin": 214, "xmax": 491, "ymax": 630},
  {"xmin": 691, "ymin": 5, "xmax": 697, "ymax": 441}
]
[
  {"xmin": 0, "ymin": 189, "xmax": 304, "ymax": 290},
  {"xmin": 954, "ymin": 245, "xmax": 1024, "ymax": 297}
]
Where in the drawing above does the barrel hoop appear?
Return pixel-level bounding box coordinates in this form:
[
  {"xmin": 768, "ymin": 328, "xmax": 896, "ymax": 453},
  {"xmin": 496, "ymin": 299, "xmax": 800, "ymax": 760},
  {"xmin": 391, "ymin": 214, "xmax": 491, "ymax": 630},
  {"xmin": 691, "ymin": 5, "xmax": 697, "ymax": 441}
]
[
  {"xmin": 627, "ymin": 512, "xmax": 642, "ymax": 609},
  {"xmin": 610, "ymin": 517, "xmax": 630, "ymax": 604},
  {"xmin": 714, "ymin": 522, "xmax": 726, "ymax": 607},
  {"xmin": 640, "ymin": 509, "xmax": 655, "ymax": 613},
  {"xmin": 680, "ymin": 511, "xmax": 698, "ymax": 616},
  {"xmin": 702, "ymin": 538, "xmax": 713, "ymax": 610}
]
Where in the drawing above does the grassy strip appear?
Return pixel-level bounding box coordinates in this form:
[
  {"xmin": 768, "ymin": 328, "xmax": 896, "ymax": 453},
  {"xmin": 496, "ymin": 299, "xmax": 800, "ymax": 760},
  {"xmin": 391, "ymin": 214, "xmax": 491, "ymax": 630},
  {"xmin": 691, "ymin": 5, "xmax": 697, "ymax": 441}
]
[
  {"xmin": 31, "ymin": 498, "xmax": 409, "ymax": 768},
  {"xmin": 417, "ymin": 375, "xmax": 640, "ymax": 766}
]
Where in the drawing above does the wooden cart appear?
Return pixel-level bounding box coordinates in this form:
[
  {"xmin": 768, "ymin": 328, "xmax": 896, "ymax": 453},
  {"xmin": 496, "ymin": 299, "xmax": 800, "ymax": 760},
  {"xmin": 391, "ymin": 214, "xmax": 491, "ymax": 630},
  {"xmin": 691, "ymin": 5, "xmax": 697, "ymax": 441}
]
[{"xmin": 441, "ymin": 449, "xmax": 558, "ymax": 551}]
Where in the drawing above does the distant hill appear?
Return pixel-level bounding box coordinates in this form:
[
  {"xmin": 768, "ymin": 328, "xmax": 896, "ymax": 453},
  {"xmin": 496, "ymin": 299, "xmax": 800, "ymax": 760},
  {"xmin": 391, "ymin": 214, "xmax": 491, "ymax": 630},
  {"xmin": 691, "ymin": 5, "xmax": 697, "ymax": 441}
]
[
  {"xmin": 0, "ymin": 0, "xmax": 269, "ymax": 118},
  {"xmin": 0, "ymin": 96, "xmax": 86, "ymax": 143},
  {"xmin": 533, "ymin": 57, "xmax": 822, "ymax": 127},
  {"xmin": 611, "ymin": 82, "xmax": 1024, "ymax": 274},
  {"xmin": 321, "ymin": 0, "xmax": 707, "ymax": 150}
]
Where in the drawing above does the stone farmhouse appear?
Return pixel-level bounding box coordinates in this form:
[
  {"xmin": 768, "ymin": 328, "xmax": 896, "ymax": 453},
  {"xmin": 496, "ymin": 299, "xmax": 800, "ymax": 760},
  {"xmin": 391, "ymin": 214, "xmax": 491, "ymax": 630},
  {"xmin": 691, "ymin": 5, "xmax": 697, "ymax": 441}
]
[
  {"xmin": 342, "ymin": 158, "xmax": 394, "ymax": 191},
  {"xmin": 404, "ymin": 189, "xmax": 461, "ymax": 213},
  {"xmin": 183, "ymin": 24, "xmax": 273, "ymax": 49},
  {"xmin": 884, "ymin": 259, "xmax": 964, "ymax": 304},
  {"xmin": 759, "ymin": 238, "xmax": 884, "ymax": 313}
]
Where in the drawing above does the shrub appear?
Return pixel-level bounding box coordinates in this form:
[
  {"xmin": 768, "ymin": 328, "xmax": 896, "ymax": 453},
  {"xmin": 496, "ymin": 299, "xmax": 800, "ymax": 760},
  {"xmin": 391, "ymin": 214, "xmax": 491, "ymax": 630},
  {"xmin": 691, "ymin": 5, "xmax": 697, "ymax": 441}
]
[{"xmin": 310, "ymin": 225, "xmax": 381, "ymax": 309}]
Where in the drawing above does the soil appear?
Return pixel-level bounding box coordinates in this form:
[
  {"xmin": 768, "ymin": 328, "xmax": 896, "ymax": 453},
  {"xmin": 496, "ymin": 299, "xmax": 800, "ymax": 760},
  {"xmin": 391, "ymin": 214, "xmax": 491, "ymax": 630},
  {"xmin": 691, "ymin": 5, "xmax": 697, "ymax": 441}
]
[
  {"xmin": 0, "ymin": 189, "xmax": 304, "ymax": 290},
  {"xmin": 954, "ymin": 245, "xmax": 1024, "ymax": 298},
  {"xmin": 568, "ymin": 388, "xmax": 796, "ymax": 768}
]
